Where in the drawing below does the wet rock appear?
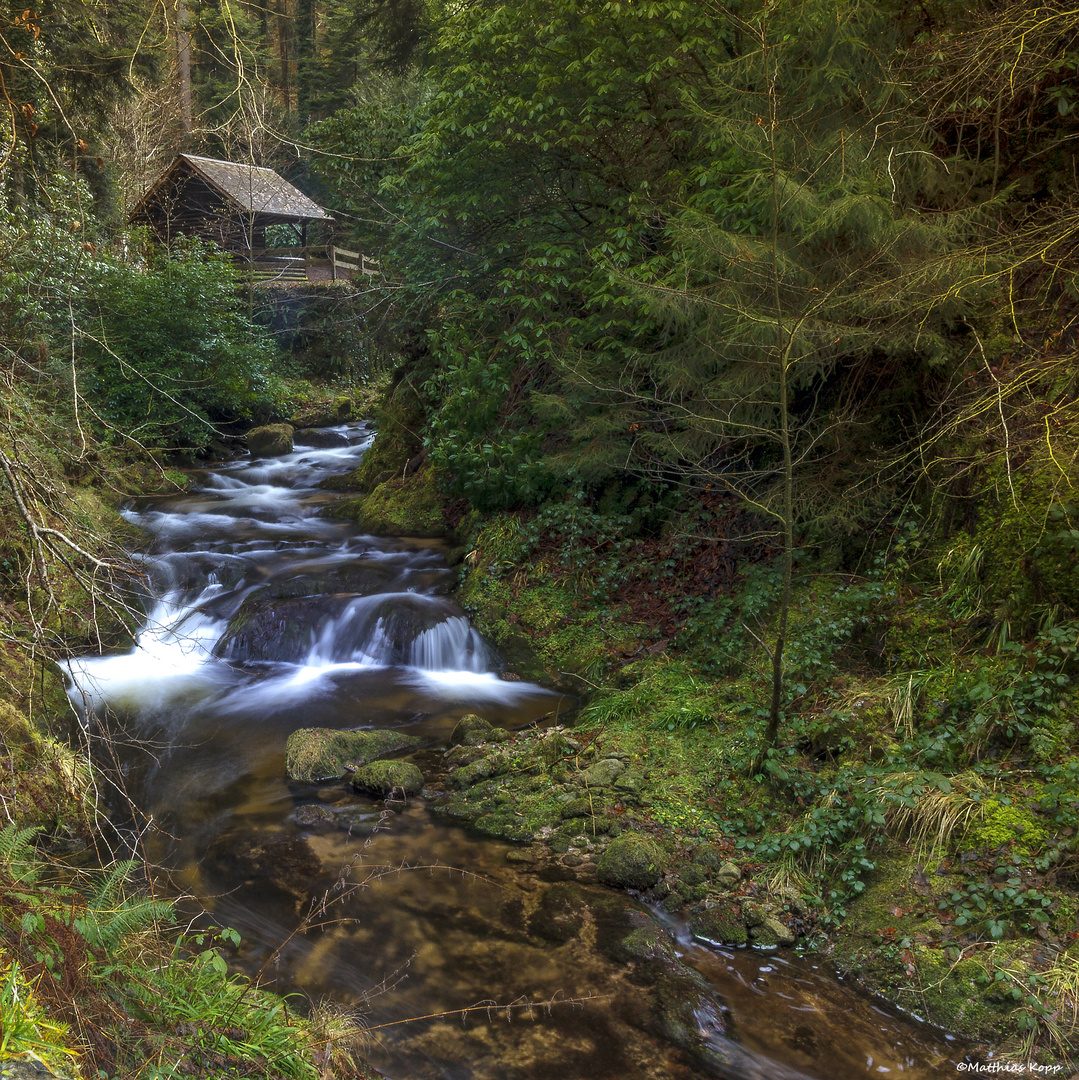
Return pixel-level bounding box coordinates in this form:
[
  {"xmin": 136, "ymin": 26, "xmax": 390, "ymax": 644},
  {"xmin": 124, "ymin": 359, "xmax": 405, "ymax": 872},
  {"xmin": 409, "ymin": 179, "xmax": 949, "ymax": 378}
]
[
  {"xmin": 750, "ymin": 915, "xmax": 796, "ymax": 947},
  {"xmin": 246, "ymin": 423, "xmax": 294, "ymax": 456},
  {"xmin": 285, "ymin": 727, "xmax": 422, "ymax": 782},
  {"xmin": 596, "ymin": 832, "xmax": 666, "ymax": 890},
  {"xmin": 352, "ymin": 760, "xmax": 424, "ymax": 798},
  {"xmin": 652, "ymin": 966, "xmax": 732, "ymax": 1071},
  {"xmin": 294, "ymin": 427, "xmax": 349, "ymax": 448},
  {"xmin": 528, "ymin": 883, "xmax": 587, "ymax": 943},
  {"xmin": 206, "ymin": 832, "xmax": 325, "ymax": 901},
  {"xmin": 505, "ymin": 848, "xmax": 536, "ymax": 864},
  {"xmin": 450, "ymin": 714, "xmax": 509, "ymax": 746},
  {"xmin": 690, "ymin": 902, "xmax": 748, "ymax": 947},
  {"xmin": 579, "ymin": 757, "xmax": 625, "ymax": 788},
  {"xmin": 291, "ymin": 804, "xmax": 337, "ymax": 828},
  {"xmin": 619, "ymin": 923, "xmax": 678, "ymax": 963},
  {"xmin": 444, "ymin": 744, "xmax": 487, "ymax": 766},
  {"xmin": 329, "ymin": 806, "xmax": 383, "ymax": 835}
]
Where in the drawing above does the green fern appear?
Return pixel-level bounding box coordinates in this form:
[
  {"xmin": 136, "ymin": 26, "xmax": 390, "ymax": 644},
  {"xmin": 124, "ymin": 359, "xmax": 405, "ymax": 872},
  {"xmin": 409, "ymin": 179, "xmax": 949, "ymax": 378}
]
[
  {"xmin": 75, "ymin": 861, "xmax": 174, "ymax": 951},
  {"xmin": 0, "ymin": 823, "xmax": 42, "ymax": 885}
]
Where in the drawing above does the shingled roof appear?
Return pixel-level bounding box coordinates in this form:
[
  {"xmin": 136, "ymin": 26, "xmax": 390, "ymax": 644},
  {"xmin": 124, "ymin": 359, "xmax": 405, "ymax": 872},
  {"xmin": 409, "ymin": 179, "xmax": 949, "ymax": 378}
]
[{"xmin": 130, "ymin": 154, "xmax": 333, "ymax": 224}]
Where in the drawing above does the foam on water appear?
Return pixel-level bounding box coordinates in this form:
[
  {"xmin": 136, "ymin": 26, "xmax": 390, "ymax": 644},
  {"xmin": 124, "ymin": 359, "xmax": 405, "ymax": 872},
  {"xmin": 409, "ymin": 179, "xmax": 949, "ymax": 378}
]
[{"xmin": 64, "ymin": 421, "xmax": 542, "ymax": 722}]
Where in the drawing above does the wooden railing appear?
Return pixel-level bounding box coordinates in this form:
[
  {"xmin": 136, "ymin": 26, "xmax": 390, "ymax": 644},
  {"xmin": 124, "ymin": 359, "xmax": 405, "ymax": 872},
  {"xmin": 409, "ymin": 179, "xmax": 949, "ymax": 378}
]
[
  {"xmin": 232, "ymin": 245, "xmax": 381, "ymax": 283},
  {"xmin": 329, "ymin": 245, "xmax": 380, "ymax": 280}
]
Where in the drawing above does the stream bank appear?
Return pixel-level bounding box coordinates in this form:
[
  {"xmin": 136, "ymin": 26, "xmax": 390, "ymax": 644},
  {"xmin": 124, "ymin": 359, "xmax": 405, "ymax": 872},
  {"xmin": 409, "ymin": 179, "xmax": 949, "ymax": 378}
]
[
  {"xmin": 322, "ymin": 405, "xmax": 1079, "ymax": 1073},
  {"xmin": 44, "ymin": 417, "xmax": 970, "ymax": 1080}
]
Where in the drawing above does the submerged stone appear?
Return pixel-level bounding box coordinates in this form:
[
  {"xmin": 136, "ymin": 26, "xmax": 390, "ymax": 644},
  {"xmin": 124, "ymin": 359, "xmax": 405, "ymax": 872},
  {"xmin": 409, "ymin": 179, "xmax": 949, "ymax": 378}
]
[
  {"xmin": 596, "ymin": 832, "xmax": 666, "ymax": 890},
  {"xmin": 528, "ymin": 883, "xmax": 587, "ymax": 943},
  {"xmin": 246, "ymin": 423, "xmax": 294, "ymax": 456},
  {"xmin": 352, "ymin": 760, "xmax": 424, "ymax": 798},
  {"xmin": 285, "ymin": 727, "xmax": 422, "ymax": 782}
]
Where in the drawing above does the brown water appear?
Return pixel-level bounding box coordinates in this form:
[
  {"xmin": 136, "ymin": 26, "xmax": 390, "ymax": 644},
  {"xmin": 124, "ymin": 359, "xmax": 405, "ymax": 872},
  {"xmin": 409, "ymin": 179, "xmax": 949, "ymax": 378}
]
[{"xmin": 64, "ymin": 424, "xmax": 967, "ymax": 1079}]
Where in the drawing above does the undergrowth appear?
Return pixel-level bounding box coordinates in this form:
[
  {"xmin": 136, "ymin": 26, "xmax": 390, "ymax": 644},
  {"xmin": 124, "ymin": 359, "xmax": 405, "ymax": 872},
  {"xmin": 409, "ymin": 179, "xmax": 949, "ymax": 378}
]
[{"xmin": 0, "ymin": 826, "xmax": 354, "ymax": 1079}]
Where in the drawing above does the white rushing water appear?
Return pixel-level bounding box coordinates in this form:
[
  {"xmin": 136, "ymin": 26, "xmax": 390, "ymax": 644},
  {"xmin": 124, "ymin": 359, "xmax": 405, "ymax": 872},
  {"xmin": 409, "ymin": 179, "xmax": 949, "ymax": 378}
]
[{"xmin": 63, "ymin": 424, "xmax": 549, "ymax": 721}]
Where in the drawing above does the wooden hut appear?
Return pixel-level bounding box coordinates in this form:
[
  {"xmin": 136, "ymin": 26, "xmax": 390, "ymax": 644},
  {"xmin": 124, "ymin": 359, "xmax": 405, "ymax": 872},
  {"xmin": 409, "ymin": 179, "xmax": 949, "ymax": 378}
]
[{"xmin": 128, "ymin": 154, "xmax": 333, "ymax": 279}]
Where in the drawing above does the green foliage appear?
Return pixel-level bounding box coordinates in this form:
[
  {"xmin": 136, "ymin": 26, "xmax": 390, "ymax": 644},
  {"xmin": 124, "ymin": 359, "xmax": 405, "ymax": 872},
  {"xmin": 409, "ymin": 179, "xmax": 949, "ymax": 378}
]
[
  {"xmin": 0, "ymin": 824, "xmax": 325, "ymax": 1079},
  {"xmin": 0, "ymin": 959, "xmax": 81, "ymax": 1071},
  {"xmin": 81, "ymin": 238, "xmax": 282, "ymax": 450}
]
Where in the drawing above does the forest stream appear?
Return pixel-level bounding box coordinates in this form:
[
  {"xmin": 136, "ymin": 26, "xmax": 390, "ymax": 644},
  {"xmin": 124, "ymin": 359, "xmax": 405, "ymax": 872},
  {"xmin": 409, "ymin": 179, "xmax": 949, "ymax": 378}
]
[{"xmin": 63, "ymin": 424, "xmax": 968, "ymax": 1080}]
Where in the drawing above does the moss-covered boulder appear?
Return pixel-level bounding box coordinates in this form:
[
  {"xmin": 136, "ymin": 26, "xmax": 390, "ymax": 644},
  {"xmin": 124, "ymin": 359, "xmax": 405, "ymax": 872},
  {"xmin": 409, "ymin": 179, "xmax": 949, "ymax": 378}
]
[
  {"xmin": 690, "ymin": 902, "xmax": 748, "ymax": 947},
  {"xmin": 451, "ymin": 757, "xmax": 499, "ymax": 789},
  {"xmin": 749, "ymin": 915, "xmax": 796, "ymax": 947},
  {"xmin": 579, "ymin": 758, "xmax": 625, "ymax": 788},
  {"xmin": 246, "ymin": 424, "xmax": 294, "ymax": 457},
  {"xmin": 341, "ymin": 469, "xmax": 446, "ymax": 538},
  {"xmin": 450, "ymin": 714, "xmax": 510, "ymax": 746},
  {"xmin": 285, "ymin": 728, "xmax": 422, "ymax": 782},
  {"xmin": 352, "ymin": 760, "xmax": 424, "ymax": 798},
  {"xmin": 596, "ymin": 832, "xmax": 666, "ymax": 890}
]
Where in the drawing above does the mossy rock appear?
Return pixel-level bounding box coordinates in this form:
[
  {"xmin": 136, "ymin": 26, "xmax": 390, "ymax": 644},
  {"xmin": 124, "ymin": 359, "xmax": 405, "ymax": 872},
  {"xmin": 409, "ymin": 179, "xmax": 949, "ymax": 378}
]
[
  {"xmin": 352, "ymin": 760, "xmax": 424, "ymax": 798},
  {"xmin": 343, "ymin": 468, "xmax": 446, "ymax": 538},
  {"xmin": 596, "ymin": 832, "xmax": 667, "ymax": 890},
  {"xmin": 246, "ymin": 424, "xmax": 294, "ymax": 456},
  {"xmin": 690, "ymin": 902, "xmax": 748, "ymax": 947},
  {"xmin": 749, "ymin": 915, "xmax": 796, "ymax": 947},
  {"xmin": 285, "ymin": 728, "xmax": 422, "ymax": 782},
  {"xmin": 579, "ymin": 758, "xmax": 625, "ymax": 788},
  {"xmin": 471, "ymin": 813, "xmax": 535, "ymax": 842},
  {"xmin": 452, "ymin": 757, "xmax": 499, "ymax": 789},
  {"xmin": 450, "ymin": 714, "xmax": 509, "ymax": 746}
]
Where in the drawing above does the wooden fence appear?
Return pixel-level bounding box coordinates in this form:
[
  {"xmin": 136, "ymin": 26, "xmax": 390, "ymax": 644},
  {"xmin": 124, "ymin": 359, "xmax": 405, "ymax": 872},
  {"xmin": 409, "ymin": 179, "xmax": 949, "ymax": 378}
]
[
  {"xmin": 233, "ymin": 245, "xmax": 381, "ymax": 283},
  {"xmin": 329, "ymin": 245, "xmax": 380, "ymax": 281}
]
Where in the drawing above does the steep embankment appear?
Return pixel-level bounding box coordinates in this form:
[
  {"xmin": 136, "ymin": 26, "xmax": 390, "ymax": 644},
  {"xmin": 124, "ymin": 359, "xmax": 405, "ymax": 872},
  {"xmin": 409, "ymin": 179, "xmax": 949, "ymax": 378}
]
[
  {"xmin": 0, "ymin": 378, "xmax": 378, "ymax": 1079},
  {"xmin": 331, "ymin": 373, "xmax": 1079, "ymax": 1071}
]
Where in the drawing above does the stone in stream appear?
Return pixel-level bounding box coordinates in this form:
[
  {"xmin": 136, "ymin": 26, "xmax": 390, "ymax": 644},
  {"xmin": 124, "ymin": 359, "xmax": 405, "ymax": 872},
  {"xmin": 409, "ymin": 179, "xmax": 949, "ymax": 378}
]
[
  {"xmin": 294, "ymin": 427, "xmax": 349, "ymax": 448},
  {"xmin": 690, "ymin": 901, "xmax": 749, "ymax": 947},
  {"xmin": 450, "ymin": 713, "xmax": 510, "ymax": 746},
  {"xmin": 596, "ymin": 832, "xmax": 667, "ymax": 890},
  {"xmin": 286, "ymin": 727, "xmax": 422, "ymax": 782},
  {"xmin": 352, "ymin": 759, "xmax": 424, "ymax": 798},
  {"xmin": 245, "ymin": 423, "xmax": 294, "ymax": 456}
]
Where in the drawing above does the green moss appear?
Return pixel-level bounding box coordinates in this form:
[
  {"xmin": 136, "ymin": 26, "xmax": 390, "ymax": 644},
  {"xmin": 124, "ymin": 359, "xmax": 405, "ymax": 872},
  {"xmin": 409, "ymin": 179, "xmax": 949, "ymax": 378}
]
[
  {"xmin": 285, "ymin": 728, "xmax": 422, "ymax": 782},
  {"xmin": 966, "ymin": 797, "xmax": 1050, "ymax": 855},
  {"xmin": 341, "ymin": 468, "xmax": 447, "ymax": 538},
  {"xmin": 345, "ymin": 377, "xmax": 426, "ymax": 492},
  {"xmin": 352, "ymin": 760, "xmax": 424, "ymax": 797},
  {"xmin": 597, "ymin": 833, "xmax": 667, "ymax": 890}
]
